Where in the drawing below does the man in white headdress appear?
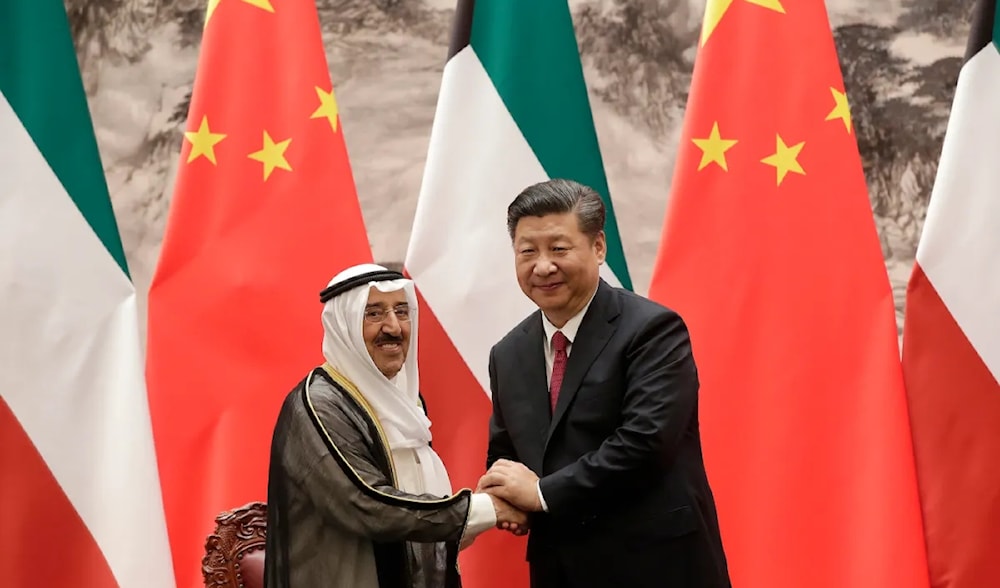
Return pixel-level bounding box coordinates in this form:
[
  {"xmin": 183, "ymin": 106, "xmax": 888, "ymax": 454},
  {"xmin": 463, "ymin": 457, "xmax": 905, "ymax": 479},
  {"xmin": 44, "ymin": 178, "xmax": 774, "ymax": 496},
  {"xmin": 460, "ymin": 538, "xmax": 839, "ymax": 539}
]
[{"xmin": 264, "ymin": 264, "xmax": 526, "ymax": 588}]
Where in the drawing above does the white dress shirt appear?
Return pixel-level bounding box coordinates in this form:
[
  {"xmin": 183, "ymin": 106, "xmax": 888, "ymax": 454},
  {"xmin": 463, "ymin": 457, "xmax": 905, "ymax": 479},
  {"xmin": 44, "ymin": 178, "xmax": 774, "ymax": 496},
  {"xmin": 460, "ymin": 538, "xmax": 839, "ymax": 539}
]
[{"xmin": 535, "ymin": 286, "xmax": 598, "ymax": 512}]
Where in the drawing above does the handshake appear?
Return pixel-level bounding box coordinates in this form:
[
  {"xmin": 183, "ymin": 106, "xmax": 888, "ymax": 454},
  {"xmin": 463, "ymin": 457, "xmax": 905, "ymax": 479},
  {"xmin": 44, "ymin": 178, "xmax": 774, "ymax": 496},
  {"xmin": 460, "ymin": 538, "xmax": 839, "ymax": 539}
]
[{"xmin": 475, "ymin": 459, "xmax": 541, "ymax": 537}]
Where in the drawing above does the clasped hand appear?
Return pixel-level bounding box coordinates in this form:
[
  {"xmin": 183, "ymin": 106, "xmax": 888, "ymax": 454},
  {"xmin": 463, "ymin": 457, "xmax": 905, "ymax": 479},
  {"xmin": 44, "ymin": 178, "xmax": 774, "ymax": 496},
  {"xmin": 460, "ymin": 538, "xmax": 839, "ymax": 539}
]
[{"xmin": 475, "ymin": 459, "xmax": 542, "ymax": 536}]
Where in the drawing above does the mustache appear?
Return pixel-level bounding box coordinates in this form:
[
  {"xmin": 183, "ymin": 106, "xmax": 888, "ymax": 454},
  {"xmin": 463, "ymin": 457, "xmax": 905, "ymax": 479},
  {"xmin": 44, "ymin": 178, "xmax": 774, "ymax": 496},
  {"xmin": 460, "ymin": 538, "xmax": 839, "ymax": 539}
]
[{"xmin": 374, "ymin": 333, "xmax": 404, "ymax": 345}]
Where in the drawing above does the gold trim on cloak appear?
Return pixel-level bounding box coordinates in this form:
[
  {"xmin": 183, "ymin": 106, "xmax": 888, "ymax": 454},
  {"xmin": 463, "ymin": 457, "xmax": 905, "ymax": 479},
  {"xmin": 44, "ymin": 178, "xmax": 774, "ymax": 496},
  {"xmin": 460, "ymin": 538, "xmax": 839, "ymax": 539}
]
[
  {"xmin": 321, "ymin": 362, "xmax": 399, "ymax": 483},
  {"xmin": 303, "ymin": 364, "xmax": 473, "ymax": 509}
]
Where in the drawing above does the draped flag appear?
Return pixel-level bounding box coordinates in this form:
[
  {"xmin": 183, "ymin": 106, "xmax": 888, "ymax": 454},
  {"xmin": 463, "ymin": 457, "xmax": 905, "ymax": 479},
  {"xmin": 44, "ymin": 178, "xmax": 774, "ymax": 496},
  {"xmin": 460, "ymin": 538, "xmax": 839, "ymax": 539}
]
[
  {"xmin": 902, "ymin": 0, "xmax": 1000, "ymax": 585},
  {"xmin": 145, "ymin": 1, "xmax": 372, "ymax": 585},
  {"xmin": 647, "ymin": 1, "xmax": 930, "ymax": 586},
  {"xmin": 0, "ymin": 1, "xmax": 174, "ymax": 586},
  {"xmin": 405, "ymin": 1, "xmax": 630, "ymax": 585}
]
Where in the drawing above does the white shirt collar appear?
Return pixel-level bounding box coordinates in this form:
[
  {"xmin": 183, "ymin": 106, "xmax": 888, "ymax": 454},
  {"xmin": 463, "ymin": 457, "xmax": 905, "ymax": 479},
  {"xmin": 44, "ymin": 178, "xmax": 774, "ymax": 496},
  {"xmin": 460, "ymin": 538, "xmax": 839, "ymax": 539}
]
[{"xmin": 542, "ymin": 284, "xmax": 598, "ymax": 352}]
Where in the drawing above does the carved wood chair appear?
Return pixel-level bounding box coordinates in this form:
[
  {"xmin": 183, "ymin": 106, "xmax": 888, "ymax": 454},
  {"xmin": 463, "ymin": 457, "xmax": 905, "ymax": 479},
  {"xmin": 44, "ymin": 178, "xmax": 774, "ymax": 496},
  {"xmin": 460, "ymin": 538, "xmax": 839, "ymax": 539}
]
[{"xmin": 202, "ymin": 502, "xmax": 267, "ymax": 588}]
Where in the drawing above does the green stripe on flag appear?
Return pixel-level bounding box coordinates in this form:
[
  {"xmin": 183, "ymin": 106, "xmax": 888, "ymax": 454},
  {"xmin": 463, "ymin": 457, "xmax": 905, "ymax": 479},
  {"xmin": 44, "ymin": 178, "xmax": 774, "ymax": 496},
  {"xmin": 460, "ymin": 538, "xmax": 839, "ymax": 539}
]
[
  {"xmin": 469, "ymin": 0, "xmax": 632, "ymax": 290},
  {"xmin": 993, "ymin": 0, "xmax": 1000, "ymax": 50},
  {"xmin": 0, "ymin": 1, "xmax": 130, "ymax": 277}
]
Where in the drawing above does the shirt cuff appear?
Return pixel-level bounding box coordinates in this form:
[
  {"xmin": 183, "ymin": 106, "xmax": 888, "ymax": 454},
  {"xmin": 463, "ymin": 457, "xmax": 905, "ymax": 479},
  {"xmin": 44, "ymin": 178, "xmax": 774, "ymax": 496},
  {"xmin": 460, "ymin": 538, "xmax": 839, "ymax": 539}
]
[
  {"xmin": 537, "ymin": 480, "xmax": 549, "ymax": 512},
  {"xmin": 465, "ymin": 493, "xmax": 498, "ymax": 539}
]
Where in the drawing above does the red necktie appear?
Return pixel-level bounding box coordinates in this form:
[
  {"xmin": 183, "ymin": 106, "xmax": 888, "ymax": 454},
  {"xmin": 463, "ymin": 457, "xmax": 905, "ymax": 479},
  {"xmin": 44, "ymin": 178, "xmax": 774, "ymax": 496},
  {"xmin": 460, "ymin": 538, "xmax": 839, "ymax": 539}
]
[{"xmin": 550, "ymin": 331, "xmax": 569, "ymax": 412}]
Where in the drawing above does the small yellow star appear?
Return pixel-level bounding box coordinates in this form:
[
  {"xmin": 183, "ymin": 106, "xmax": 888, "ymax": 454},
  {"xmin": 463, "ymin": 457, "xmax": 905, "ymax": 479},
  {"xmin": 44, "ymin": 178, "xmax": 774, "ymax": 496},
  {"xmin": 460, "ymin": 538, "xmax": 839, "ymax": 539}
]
[
  {"xmin": 310, "ymin": 87, "xmax": 340, "ymax": 132},
  {"xmin": 701, "ymin": 0, "xmax": 785, "ymax": 45},
  {"xmin": 691, "ymin": 122, "xmax": 738, "ymax": 171},
  {"xmin": 248, "ymin": 131, "xmax": 292, "ymax": 181},
  {"xmin": 760, "ymin": 134, "xmax": 805, "ymax": 186},
  {"xmin": 183, "ymin": 116, "xmax": 227, "ymax": 165},
  {"xmin": 825, "ymin": 87, "xmax": 852, "ymax": 133}
]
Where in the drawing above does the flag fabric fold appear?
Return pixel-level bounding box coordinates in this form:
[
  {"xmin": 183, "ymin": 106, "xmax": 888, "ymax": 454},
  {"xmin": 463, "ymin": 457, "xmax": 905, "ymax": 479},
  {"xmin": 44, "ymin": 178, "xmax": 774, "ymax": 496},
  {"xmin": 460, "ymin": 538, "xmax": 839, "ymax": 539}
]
[
  {"xmin": 902, "ymin": 1, "xmax": 1000, "ymax": 585},
  {"xmin": 648, "ymin": 1, "xmax": 930, "ymax": 586},
  {"xmin": 0, "ymin": 2, "xmax": 174, "ymax": 586},
  {"xmin": 405, "ymin": 1, "xmax": 630, "ymax": 586},
  {"xmin": 145, "ymin": 2, "xmax": 372, "ymax": 586}
]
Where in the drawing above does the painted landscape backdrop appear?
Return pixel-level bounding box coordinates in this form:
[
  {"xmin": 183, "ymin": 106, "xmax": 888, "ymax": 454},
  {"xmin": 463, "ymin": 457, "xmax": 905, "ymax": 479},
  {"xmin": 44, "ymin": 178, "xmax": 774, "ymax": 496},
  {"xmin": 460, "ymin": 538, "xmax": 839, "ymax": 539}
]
[{"xmin": 67, "ymin": 0, "xmax": 975, "ymax": 336}]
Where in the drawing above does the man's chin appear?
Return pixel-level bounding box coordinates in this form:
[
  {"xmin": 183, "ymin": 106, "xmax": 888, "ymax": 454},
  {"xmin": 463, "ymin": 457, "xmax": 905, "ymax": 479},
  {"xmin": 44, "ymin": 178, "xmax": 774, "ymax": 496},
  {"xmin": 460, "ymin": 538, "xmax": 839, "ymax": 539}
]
[
  {"xmin": 375, "ymin": 358, "xmax": 405, "ymax": 379},
  {"xmin": 531, "ymin": 297, "xmax": 566, "ymax": 315}
]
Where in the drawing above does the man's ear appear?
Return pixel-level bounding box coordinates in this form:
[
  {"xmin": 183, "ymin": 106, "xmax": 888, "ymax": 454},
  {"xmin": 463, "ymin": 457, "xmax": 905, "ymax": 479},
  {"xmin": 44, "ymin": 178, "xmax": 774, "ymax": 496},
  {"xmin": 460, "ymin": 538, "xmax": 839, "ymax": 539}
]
[{"xmin": 594, "ymin": 231, "xmax": 607, "ymax": 263}]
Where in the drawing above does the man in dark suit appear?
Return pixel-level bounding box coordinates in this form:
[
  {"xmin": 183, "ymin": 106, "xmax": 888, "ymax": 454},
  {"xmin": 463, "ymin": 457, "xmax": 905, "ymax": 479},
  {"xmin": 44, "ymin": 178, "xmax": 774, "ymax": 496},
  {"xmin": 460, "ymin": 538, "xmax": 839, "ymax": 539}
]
[{"xmin": 477, "ymin": 179, "xmax": 731, "ymax": 588}]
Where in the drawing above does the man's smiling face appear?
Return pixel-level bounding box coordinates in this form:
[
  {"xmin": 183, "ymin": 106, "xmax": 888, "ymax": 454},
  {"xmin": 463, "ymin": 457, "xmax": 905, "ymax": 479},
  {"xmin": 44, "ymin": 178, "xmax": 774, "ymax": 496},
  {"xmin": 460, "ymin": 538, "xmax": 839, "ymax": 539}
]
[{"xmin": 362, "ymin": 287, "xmax": 411, "ymax": 379}]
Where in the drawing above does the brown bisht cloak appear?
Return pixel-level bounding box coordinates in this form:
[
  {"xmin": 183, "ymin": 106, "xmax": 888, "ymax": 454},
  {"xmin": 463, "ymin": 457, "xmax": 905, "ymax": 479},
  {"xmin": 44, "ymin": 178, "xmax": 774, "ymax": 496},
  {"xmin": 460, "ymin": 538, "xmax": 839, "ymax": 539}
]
[{"xmin": 264, "ymin": 367, "xmax": 473, "ymax": 588}]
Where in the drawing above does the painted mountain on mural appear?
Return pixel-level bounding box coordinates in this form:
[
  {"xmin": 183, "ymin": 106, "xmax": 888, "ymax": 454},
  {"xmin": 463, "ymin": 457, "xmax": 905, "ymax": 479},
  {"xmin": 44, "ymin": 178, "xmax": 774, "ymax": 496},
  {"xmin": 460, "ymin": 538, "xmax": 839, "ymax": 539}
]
[{"xmin": 67, "ymin": 0, "xmax": 974, "ymax": 336}]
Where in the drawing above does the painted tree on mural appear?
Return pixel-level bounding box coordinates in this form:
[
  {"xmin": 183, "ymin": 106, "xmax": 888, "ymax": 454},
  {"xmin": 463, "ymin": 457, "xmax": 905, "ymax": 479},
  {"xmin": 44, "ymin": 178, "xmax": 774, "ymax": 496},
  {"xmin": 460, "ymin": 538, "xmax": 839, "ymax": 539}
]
[
  {"xmin": 64, "ymin": 0, "xmax": 164, "ymax": 71},
  {"xmin": 832, "ymin": 7, "xmax": 965, "ymax": 258},
  {"xmin": 898, "ymin": 0, "xmax": 975, "ymax": 37},
  {"xmin": 575, "ymin": 0, "xmax": 697, "ymax": 135},
  {"xmin": 834, "ymin": 24, "xmax": 913, "ymax": 214}
]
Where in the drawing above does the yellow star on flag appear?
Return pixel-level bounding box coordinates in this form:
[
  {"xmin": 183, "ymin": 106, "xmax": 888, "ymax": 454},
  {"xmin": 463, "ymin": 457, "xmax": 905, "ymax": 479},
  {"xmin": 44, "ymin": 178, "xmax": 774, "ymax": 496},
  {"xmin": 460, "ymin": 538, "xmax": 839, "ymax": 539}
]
[
  {"xmin": 760, "ymin": 134, "xmax": 805, "ymax": 186},
  {"xmin": 825, "ymin": 87, "xmax": 852, "ymax": 133},
  {"xmin": 241, "ymin": 0, "xmax": 274, "ymax": 12},
  {"xmin": 692, "ymin": 122, "xmax": 738, "ymax": 171},
  {"xmin": 745, "ymin": 0, "xmax": 785, "ymax": 12},
  {"xmin": 205, "ymin": 0, "xmax": 274, "ymax": 26},
  {"xmin": 701, "ymin": 0, "xmax": 785, "ymax": 45},
  {"xmin": 205, "ymin": 0, "xmax": 221, "ymax": 25},
  {"xmin": 248, "ymin": 131, "xmax": 292, "ymax": 181},
  {"xmin": 310, "ymin": 87, "xmax": 340, "ymax": 132},
  {"xmin": 183, "ymin": 115, "xmax": 227, "ymax": 165}
]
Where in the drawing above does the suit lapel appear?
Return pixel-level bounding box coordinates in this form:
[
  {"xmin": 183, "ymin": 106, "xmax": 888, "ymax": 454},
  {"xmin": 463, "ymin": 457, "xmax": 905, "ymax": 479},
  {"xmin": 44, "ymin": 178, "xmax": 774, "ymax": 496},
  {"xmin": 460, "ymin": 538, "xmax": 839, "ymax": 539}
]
[
  {"xmin": 546, "ymin": 280, "xmax": 619, "ymax": 444},
  {"xmin": 516, "ymin": 312, "xmax": 551, "ymax": 450}
]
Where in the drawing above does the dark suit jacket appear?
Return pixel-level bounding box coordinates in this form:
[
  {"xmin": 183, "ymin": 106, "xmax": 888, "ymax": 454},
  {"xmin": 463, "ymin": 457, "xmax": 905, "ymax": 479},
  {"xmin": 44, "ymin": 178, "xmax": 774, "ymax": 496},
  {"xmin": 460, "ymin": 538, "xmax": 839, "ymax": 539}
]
[{"xmin": 487, "ymin": 279, "xmax": 731, "ymax": 588}]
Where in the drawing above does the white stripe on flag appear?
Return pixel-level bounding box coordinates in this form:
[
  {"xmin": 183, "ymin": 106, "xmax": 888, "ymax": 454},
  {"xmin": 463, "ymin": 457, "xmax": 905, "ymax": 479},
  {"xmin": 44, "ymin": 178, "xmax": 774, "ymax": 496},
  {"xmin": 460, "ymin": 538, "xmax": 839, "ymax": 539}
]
[
  {"xmin": 0, "ymin": 92, "xmax": 175, "ymax": 588},
  {"xmin": 407, "ymin": 47, "xmax": 621, "ymax": 396},
  {"xmin": 915, "ymin": 45, "xmax": 1000, "ymax": 381},
  {"xmin": 407, "ymin": 47, "xmax": 544, "ymax": 396}
]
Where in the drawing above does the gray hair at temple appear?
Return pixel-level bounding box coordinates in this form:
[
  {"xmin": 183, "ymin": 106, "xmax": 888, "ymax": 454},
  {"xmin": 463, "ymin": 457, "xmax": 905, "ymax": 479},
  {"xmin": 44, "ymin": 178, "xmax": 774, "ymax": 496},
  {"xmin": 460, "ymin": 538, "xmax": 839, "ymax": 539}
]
[{"xmin": 506, "ymin": 178, "xmax": 606, "ymax": 241}]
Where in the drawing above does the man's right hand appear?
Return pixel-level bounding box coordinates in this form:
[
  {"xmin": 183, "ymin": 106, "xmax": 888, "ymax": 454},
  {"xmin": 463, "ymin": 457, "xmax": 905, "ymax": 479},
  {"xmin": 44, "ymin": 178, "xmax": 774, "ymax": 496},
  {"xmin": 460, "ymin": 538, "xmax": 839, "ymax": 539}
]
[{"xmin": 487, "ymin": 493, "xmax": 529, "ymax": 536}]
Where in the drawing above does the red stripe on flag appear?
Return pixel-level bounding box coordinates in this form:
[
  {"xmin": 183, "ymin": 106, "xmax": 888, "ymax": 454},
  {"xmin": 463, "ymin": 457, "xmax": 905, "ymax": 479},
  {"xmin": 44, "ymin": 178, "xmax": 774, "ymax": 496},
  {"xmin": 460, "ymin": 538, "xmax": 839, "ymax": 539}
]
[
  {"xmin": 0, "ymin": 398, "xmax": 119, "ymax": 588},
  {"xmin": 903, "ymin": 265, "xmax": 1000, "ymax": 587},
  {"xmin": 412, "ymin": 286, "xmax": 529, "ymax": 588}
]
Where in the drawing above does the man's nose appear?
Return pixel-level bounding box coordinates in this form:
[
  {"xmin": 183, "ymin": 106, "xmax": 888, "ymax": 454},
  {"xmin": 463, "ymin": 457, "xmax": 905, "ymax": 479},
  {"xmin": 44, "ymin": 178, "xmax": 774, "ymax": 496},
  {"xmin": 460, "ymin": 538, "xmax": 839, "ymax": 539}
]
[
  {"xmin": 381, "ymin": 312, "xmax": 402, "ymax": 334},
  {"xmin": 533, "ymin": 256, "xmax": 557, "ymax": 275}
]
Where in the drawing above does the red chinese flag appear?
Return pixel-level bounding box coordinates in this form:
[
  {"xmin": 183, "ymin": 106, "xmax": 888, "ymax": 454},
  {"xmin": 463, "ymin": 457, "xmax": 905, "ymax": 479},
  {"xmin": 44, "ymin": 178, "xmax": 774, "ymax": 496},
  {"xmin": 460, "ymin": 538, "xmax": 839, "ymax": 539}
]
[
  {"xmin": 648, "ymin": 1, "xmax": 930, "ymax": 587},
  {"xmin": 145, "ymin": 1, "xmax": 372, "ymax": 586}
]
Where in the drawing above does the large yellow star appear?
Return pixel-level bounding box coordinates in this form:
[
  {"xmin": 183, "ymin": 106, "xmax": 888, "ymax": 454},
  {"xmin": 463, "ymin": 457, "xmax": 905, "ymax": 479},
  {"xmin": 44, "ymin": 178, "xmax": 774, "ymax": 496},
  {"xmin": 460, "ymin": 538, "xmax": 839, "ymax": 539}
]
[
  {"xmin": 205, "ymin": 0, "xmax": 221, "ymax": 25},
  {"xmin": 248, "ymin": 131, "xmax": 292, "ymax": 181},
  {"xmin": 701, "ymin": 0, "xmax": 786, "ymax": 45},
  {"xmin": 241, "ymin": 0, "xmax": 275, "ymax": 12},
  {"xmin": 310, "ymin": 87, "xmax": 340, "ymax": 132},
  {"xmin": 760, "ymin": 134, "xmax": 805, "ymax": 186},
  {"xmin": 183, "ymin": 115, "xmax": 227, "ymax": 165},
  {"xmin": 692, "ymin": 122, "xmax": 738, "ymax": 171},
  {"xmin": 745, "ymin": 0, "xmax": 785, "ymax": 12},
  {"xmin": 825, "ymin": 87, "xmax": 852, "ymax": 133},
  {"xmin": 700, "ymin": 0, "xmax": 734, "ymax": 46},
  {"xmin": 205, "ymin": 0, "xmax": 274, "ymax": 27}
]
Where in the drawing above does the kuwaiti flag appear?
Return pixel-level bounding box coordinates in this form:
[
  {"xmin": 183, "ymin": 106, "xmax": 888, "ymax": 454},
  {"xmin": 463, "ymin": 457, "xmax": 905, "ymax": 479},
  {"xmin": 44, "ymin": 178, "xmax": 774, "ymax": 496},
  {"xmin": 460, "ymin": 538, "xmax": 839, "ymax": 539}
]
[
  {"xmin": 405, "ymin": 1, "xmax": 630, "ymax": 586},
  {"xmin": 902, "ymin": 0, "xmax": 1000, "ymax": 584},
  {"xmin": 0, "ymin": 1, "xmax": 174, "ymax": 587}
]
